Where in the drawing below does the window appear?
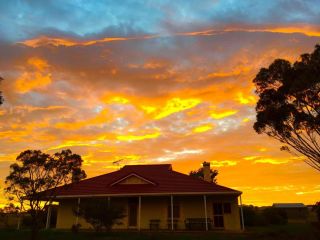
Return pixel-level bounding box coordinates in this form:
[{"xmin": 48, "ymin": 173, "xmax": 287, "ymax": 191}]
[
  {"xmin": 213, "ymin": 203, "xmax": 223, "ymax": 215},
  {"xmin": 213, "ymin": 202, "xmax": 231, "ymax": 228},
  {"xmin": 213, "ymin": 202, "xmax": 232, "ymax": 214},
  {"xmin": 213, "ymin": 203, "xmax": 224, "ymax": 228},
  {"xmin": 223, "ymin": 203, "xmax": 231, "ymax": 214}
]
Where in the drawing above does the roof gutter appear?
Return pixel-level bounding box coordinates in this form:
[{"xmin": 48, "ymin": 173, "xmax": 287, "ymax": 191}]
[{"xmin": 52, "ymin": 191, "xmax": 242, "ymax": 199}]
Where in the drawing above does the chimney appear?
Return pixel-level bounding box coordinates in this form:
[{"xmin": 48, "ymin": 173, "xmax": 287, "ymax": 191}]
[{"xmin": 203, "ymin": 161, "xmax": 211, "ymax": 182}]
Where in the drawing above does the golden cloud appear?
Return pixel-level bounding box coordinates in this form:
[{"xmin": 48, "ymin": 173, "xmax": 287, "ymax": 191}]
[
  {"xmin": 19, "ymin": 24, "xmax": 320, "ymax": 48},
  {"xmin": 235, "ymin": 92, "xmax": 256, "ymax": 105},
  {"xmin": 55, "ymin": 109, "xmax": 111, "ymax": 130},
  {"xmin": 207, "ymin": 66, "xmax": 251, "ymax": 78},
  {"xmin": 116, "ymin": 131, "xmax": 161, "ymax": 141},
  {"xmin": 254, "ymin": 158, "xmax": 291, "ymax": 165},
  {"xmin": 154, "ymin": 98, "xmax": 201, "ymax": 120},
  {"xmin": 243, "ymin": 155, "xmax": 291, "ymax": 165},
  {"xmin": 192, "ymin": 124, "xmax": 213, "ymax": 133},
  {"xmin": 47, "ymin": 140, "xmax": 103, "ymax": 151},
  {"xmin": 210, "ymin": 109, "xmax": 238, "ymax": 119},
  {"xmin": 20, "ymin": 36, "xmax": 130, "ymax": 47},
  {"xmin": 210, "ymin": 160, "xmax": 238, "ymax": 167},
  {"xmin": 15, "ymin": 57, "xmax": 52, "ymax": 93},
  {"xmin": 140, "ymin": 105, "xmax": 157, "ymax": 114}
]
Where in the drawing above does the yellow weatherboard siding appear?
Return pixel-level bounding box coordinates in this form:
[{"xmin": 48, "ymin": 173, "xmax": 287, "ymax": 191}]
[
  {"xmin": 118, "ymin": 175, "xmax": 150, "ymax": 184},
  {"xmin": 55, "ymin": 195, "xmax": 241, "ymax": 230}
]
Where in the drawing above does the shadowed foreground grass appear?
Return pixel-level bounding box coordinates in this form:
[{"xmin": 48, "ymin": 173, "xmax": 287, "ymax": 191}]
[{"xmin": 0, "ymin": 223, "xmax": 318, "ymax": 240}]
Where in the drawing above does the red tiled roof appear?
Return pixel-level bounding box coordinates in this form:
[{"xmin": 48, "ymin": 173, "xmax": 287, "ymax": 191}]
[{"xmin": 51, "ymin": 164, "xmax": 241, "ymax": 198}]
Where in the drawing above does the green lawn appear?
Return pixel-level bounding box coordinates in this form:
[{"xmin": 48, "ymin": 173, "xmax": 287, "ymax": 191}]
[{"xmin": 0, "ymin": 223, "xmax": 318, "ymax": 240}]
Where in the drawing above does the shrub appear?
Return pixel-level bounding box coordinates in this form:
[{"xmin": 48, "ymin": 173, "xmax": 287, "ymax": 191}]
[
  {"xmin": 74, "ymin": 199, "xmax": 125, "ymax": 232},
  {"xmin": 242, "ymin": 205, "xmax": 267, "ymax": 226},
  {"xmin": 243, "ymin": 205, "xmax": 288, "ymax": 227},
  {"xmin": 71, "ymin": 223, "xmax": 81, "ymax": 234},
  {"xmin": 314, "ymin": 202, "xmax": 320, "ymax": 222},
  {"xmin": 262, "ymin": 207, "xmax": 287, "ymax": 225}
]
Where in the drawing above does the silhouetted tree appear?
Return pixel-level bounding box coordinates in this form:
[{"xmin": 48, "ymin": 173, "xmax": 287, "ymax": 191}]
[
  {"xmin": 262, "ymin": 207, "xmax": 287, "ymax": 225},
  {"xmin": 189, "ymin": 167, "xmax": 218, "ymax": 183},
  {"xmin": 74, "ymin": 199, "xmax": 125, "ymax": 232},
  {"xmin": 253, "ymin": 44, "xmax": 320, "ymax": 171},
  {"xmin": 242, "ymin": 205, "xmax": 267, "ymax": 226},
  {"xmin": 0, "ymin": 76, "xmax": 3, "ymax": 105},
  {"xmin": 314, "ymin": 202, "xmax": 320, "ymax": 222},
  {"xmin": 5, "ymin": 149, "xmax": 86, "ymax": 240},
  {"xmin": 0, "ymin": 203, "xmax": 19, "ymax": 228}
]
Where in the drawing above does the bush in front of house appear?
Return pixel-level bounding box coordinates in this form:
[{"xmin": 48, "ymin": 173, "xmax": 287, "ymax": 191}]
[
  {"xmin": 262, "ymin": 207, "xmax": 287, "ymax": 225},
  {"xmin": 0, "ymin": 203, "xmax": 20, "ymax": 229},
  {"xmin": 242, "ymin": 205, "xmax": 287, "ymax": 226},
  {"xmin": 74, "ymin": 199, "xmax": 125, "ymax": 232},
  {"xmin": 71, "ymin": 223, "xmax": 81, "ymax": 234},
  {"xmin": 21, "ymin": 210, "xmax": 47, "ymax": 229},
  {"xmin": 242, "ymin": 205, "xmax": 267, "ymax": 226}
]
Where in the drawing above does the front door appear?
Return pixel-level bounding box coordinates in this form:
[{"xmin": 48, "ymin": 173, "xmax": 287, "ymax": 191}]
[
  {"xmin": 213, "ymin": 203, "xmax": 224, "ymax": 228},
  {"xmin": 128, "ymin": 198, "xmax": 138, "ymax": 227}
]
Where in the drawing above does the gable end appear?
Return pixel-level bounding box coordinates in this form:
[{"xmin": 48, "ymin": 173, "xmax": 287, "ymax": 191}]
[{"xmin": 110, "ymin": 173, "xmax": 156, "ymax": 186}]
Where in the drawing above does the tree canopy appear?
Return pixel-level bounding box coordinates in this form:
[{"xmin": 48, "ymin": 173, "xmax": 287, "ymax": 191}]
[
  {"xmin": 5, "ymin": 149, "xmax": 86, "ymax": 239},
  {"xmin": 74, "ymin": 199, "xmax": 125, "ymax": 232},
  {"xmin": 189, "ymin": 167, "xmax": 218, "ymax": 183},
  {"xmin": 0, "ymin": 76, "xmax": 3, "ymax": 105},
  {"xmin": 253, "ymin": 44, "xmax": 320, "ymax": 171}
]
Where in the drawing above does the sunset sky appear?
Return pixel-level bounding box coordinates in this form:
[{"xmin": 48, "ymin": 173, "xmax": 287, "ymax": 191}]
[{"xmin": 0, "ymin": 0, "xmax": 319, "ymax": 207}]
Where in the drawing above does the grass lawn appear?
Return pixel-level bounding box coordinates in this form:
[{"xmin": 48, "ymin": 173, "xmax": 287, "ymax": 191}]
[{"xmin": 0, "ymin": 223, "xmax": 318, "ymax": 240}]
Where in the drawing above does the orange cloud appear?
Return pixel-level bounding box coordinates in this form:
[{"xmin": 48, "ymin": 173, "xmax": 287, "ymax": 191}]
[
  {"xmin": 20, "ymin": 36, "xmax": 130, "ymax": 47},
  {"xmin": 210, "ymin": 160, "xmax": 238, "ymax": 167},
  {"xmin": 116, "ymin": 131, "xmax": 161, "ymax": 141},
  {"xmin": 207, "ymin": 66, "xmax": 251, "ymax": 78},
  {"xmin": 47, "ymin": 141, "xmax": 103, "ymax": 151},
  {"xmin": 244, "ymin": 155, "xmax": 291, "ymax": 165},
  {"xmin": 55, "ymin": 109, "xmax": 111, "ymax": 130},
  {"xmin": 238, "ymin": 25, "xmax": 320, "ymax": 37},
  {"xmin": 154, "ymin": 98, "xmax": 201, "ymax": 120},
  {"xmin": 15, "ymin": 57, "xmax": 51, "ymax": 93},
  {"xmin": 210, "ymin": 109, "xmax": 238, "ymax": 119},
  {"xmin": 254, "ymin": 158, "xmax": 290, "ymax": 165},
  {"xmin": 108, "ymin": 96, "xmax": 130, "ymax": 104},
  {"xmin": 140, "ymin": 105, "xmax": 157, "ymax": 114},
  {"xmin": 19, "ymin": 24, "xmax": 320, "ymax": 49},
  {"xmin": 235, "ymin": 92, "xmax": 256, "ymax": 105}
]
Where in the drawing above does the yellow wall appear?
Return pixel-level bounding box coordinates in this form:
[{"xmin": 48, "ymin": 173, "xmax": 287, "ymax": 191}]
[
  {"xmin": 56, "ymin": 199, "xmax": 77, "ymax": 229},
  {"xmin": 110, "ymin": 197, "xmax": 128, "ymax": 229},
  {"xmin": 140, "ymin": 196, "xmax": 168, "ymax": 229},
  {"xmin": 210, "ymin": 195, "xmax": 241, "ymax": 230},
  {"xmin": 56, "ymin": 199, "xmax": 91, "ymax": 229},
  {"xmin": 56, "ymin": 195, "xmax": 241, "ymax": 231},
  {"xmin": 118, "ymin": 176, "xmax": 149, "ymax": 184}
]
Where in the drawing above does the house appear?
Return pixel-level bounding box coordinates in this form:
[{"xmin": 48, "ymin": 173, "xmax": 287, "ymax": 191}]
[
  {"xmin": 272, "ymin": 203, "xmax": 308, "ymax": 223},
  {"xmin": 45, "ymin": 163, "xmax": 244, "ymax": 231}
]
